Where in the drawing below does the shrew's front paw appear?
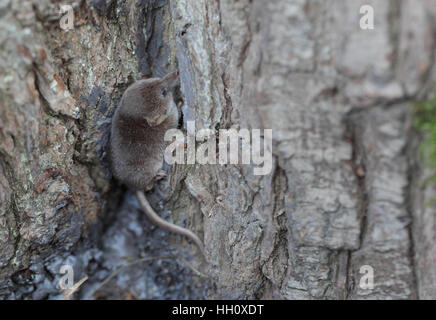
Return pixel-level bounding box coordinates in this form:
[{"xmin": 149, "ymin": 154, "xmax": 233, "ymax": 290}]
[{"xmin": 155, "ymin": 169, "xmax": 167, "ymax": 181}]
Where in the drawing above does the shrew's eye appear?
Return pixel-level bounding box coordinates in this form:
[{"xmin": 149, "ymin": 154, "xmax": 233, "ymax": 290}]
[{"xmin": 161, "ymin": 89, "xmax": 167, "ymax": 97}]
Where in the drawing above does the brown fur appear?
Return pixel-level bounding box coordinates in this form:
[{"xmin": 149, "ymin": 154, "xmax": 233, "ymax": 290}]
[{"xmin": 110, "ymin": 72, "xmax": 179, "ymax": 191}]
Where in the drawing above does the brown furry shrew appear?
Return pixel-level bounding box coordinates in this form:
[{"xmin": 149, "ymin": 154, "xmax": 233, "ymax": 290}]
[{"xmin": 110, "ymin": 71, "xmax": 204, "ymax": 256}]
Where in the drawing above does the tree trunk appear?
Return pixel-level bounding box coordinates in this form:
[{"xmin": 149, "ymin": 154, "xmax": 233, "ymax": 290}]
[{"xmin": 1, "ymin": 0, "xmax": 436, "ymax": 299}]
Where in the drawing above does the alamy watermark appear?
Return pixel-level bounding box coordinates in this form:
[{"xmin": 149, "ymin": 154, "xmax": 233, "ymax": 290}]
[
  {"xmin": 359, "ymin": 265, "xmax": 375, "ymax": 290},
  {"xmin": 164, "ymin": 121, "xmax": 273, "ymax": 176},
  {"xmin": 58, "ymin": 264, "xmax": 74, "ymax": 290},
  {"xmin": 360, "ymin": 5, "xmax": 375, "ymax": 30},
  {"xmin": 59, "ymin": 4, "xmax": 74, "ymax": 31}
]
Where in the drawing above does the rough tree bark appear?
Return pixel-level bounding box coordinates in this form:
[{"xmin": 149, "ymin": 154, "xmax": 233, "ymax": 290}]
[{"xmin": 1, "ymin": 0, "xmax": 436, "ymax": 299}]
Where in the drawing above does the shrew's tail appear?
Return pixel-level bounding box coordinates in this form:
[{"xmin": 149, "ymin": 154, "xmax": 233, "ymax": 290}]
[{"xmin": 136, "ymin": 191, "xmax": 205, "ymax": 257}]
